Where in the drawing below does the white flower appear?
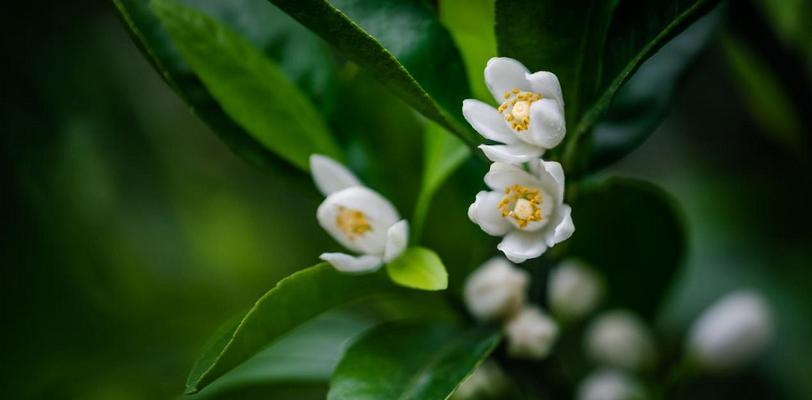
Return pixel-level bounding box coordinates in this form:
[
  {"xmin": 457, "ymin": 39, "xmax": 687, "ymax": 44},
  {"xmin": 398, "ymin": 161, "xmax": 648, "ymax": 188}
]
[
  {"xmin": 462, "ymin": 57, "xmax": 565, "ymax": 164},
  {"xmin": 577, "ymin": 368, "xmax": 647, "ymax": 400},
  {"xmin": 505, "ymin": 306, "xmax": 559, "ymax": 359},
  {"xmin": 585, "ymin": 310, "xmax": 656, "ymax": 372},
  {"xmin": 452, "ymin": 360, "xmax": 508, "ymax": 400},
  {"xmin": 468, "ymin": 161, "xmax": 574, "ymax": 263},
  {"xmin": 548, "ymin": 259, "xmax": 604, "ymax": 321},
  {"xmin": 463, "ymin": 257, "xmax": 529, "ymax": 322},
  {"xmin": 687, "ymin": 290, "xmax": 773, "ymax": 371},
  {"xmin": 310, "ymin": 155, "xmax": 409, "ymax": 273}
]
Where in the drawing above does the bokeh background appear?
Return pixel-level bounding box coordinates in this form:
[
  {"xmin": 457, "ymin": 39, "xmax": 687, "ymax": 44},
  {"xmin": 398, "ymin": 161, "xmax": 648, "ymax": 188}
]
[{"xmin": 1, "ymin": 0, "xmax": 810, "ymax": 399}]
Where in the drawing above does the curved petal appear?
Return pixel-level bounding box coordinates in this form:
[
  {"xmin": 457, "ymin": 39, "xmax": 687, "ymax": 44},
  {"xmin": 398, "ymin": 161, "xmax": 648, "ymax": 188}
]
[
  {"xmin": 468, "ymin": 191, "xmax": 512, "ymax": 236},
  {"xmin": 550, "ymin": 204, "xmax": 574, "ymax": 246},
  {"xmin": 498, "ymin": 230, "xmax": 548, "ymax": 263},
  {"xmin": 317, "ymin": 187, "xmax": 399, "ymax": 255},
  {"xmin": 479, "ymin": 143, "xmax": 543, "ymax": 164},
  {"xmin": 484, "ymin": 57, "xmax": 532, "ymax": 104},
  {"xmin": 484, "ymin": 162, "xmax": 541, "ymax": 191},
  {"xmin": 463, "ymin": 99, "xmax": 518, "ymax": 144},
  {"xmin": 520, "ymin": 98, "xmax": 565, "ymax": 149},
  {"xmin": 535, "ymin": 160, "xmax": 565, "ymax": 204},
  {"xmin": 320, "ymin": 252, "xmax": 383, "ymax": 273},
  {"xmin": 310, "ymin": 154, "xmax": 362, "ymax": 196},
  {"xmin": 383, "ymin": 220, "xmax": 409, "ymax": 263},
  {"xmin": 526, "ymin": 71, "xmax": 564, "ymax": 110}
]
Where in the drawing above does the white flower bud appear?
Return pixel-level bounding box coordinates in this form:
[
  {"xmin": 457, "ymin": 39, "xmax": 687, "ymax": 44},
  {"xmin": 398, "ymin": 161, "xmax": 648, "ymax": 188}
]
[
  {"xmin": 548, "ymin": 259, "xmax": 604, "ymax": 320},
  {"xmin": 577, "ymin": 368, "xmax": 647, "ymax": 400},
  {"xmin": 505, "ymin": 306, "xmax": 559, "ymax": 359},
  {"xmin": 585, "ymin": 310, "xmax": 656, "ymax": 372},
  {"xmin": 452, "ymin": 360, "xmax": 508, "ymax": 400},
  {"xmin": 687, "ymin": 290, "xmax": 773, "ymax": 371},
  {"xmin": 464, "ymin": 257, "xmax": 529, "ymax": 321}
]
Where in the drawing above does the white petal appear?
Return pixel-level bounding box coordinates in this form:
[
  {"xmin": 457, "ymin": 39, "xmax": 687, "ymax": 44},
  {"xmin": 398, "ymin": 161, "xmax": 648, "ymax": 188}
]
[
  {"xmin": 484, "ymin": 57, "xmax": 532, "ymax": 104},
  {"xmin": 534, "ymin": 160, "xmax": 566, "ymax": 204},
  {"xmin": 550, "ymin": 204, "xmax": 574, "ymax": 246},
  {"xmin": 519, "ymin": 98, "xmax": 565, "ymax": 149},
  {"xmin": 479, "ymin": 143, "xmax": 544, "ymax": 164},
  {"xmin": 320, "ymin": 252, "xmax": 383, "ymax": 273},
  {"xmin": 310, "ymin": 154, "xmax": 362, "ymax": 196},
  {"xmin": 498, "ymin": 230, "xmax": 548, "ymax": 263},
  {"xmin": 317, "ymin": 187, "xmax": 399, "ymax": 256},
  {"xmin": 462, "ymin": 99, "xmax": 518, "ymax": 144},
  {"xmin": 464, "ymin": 257, "xmax": 529, "ymax": 321},
  {"xmin": 383, "ymin": 220, "xmax": 409, "ymax": 263},
  {"xmin": 468, "ymin": 191, "xmax": 512, "ymax": 236},
  {"xmin": 483, "ymin": 162, "xmax": 541, "ymax": 191},
  {"xmin": 526, "ymin": 71, "xmax": 564, "ymax": 110}
]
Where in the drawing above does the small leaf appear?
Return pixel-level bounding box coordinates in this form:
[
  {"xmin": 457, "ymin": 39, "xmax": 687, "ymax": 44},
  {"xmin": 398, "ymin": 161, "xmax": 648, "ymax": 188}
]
[
  {"xmin": 151, "ymin": 0, "xmax": 341, "ymax": 171},
  {"xmin": 568, "ymin": 177, "xmax": 686, "ymax": 320},
  {"xmin": 385, "ymin": 247, "xmax": 449, "ymax": 291},
  {"xmin": 267, "ymin": 0, "xmax": 477, "ymax": 146},
  {"xmin": 328, "ymin": 322, "xmax": 501, "ymax": 400},
  {"xmin": 184, "ymin": 264, "xmax": 399, "ymax": 393}
]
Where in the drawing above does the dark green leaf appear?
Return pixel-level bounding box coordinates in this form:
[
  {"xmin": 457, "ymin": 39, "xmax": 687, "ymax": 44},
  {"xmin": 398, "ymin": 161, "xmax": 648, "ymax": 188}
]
[
  {"xmin": 385, "ymin": 246, "xmax": 449, "ymax": 291},
  {"xmin": 327, "ymin": 322, "xmax": 501, "ymax": 400},
  {"xmin": 185, "ymin": 264, "xmax": 399, "ymax": 393},
  {"xmin": 439, "ymin": 0, "xmax": 498, "ymax": 102},
  {"xmin": 568, "ymin": 177, "xmax": 686, "ymax": 320},
  {"xmin": 151, "ymin": 0, "xmax": 340, "ymax": 170},
  {"xmin": 267, "ymin": 0, "xmax": 477, "ymax": 146}
]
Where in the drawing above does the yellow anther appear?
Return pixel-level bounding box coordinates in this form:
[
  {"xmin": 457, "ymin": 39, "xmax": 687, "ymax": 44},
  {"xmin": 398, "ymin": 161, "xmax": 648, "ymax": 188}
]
[
  {"xmin": 498, "ymin": 88, "xmax": 542, "ymax": 132},
  {"xmin": 336, "ymin": 206, "xmax": 372, "ymax": 240},
  {"xmin": 498, "ymin": 185, "xmax": 544, "ymax": 229}
]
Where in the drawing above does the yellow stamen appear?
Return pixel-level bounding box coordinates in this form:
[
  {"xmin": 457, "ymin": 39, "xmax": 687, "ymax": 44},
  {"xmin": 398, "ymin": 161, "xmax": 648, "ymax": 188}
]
[
  {"xmin": 498, "ymin": 88, "xmax": 541, "ymax": 131},
  {"xmin": 336, "ymin": 206, "xmax": 372, "ymax": 239},
  {"xmin": 497, "ymin": 184, "xmax": 543, "ymax": 228}
]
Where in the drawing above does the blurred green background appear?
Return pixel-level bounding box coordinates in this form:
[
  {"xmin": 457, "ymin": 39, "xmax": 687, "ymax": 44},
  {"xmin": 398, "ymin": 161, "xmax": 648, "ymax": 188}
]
[{"xmin": 1, "ymin": 0, "xmax": 810, "ymax": 399}]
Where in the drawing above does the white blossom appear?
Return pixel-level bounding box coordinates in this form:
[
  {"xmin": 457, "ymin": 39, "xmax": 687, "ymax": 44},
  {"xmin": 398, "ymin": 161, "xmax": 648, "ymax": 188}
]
[
  {"xmin": 463, "ymin": 257, "xmax": 529, "ymax": 322},
  {"xmin": 577, "ymin": 368, "xmax": 647, "ymax": 400},
  {"xmin": 452, "ymin": 360, "xmax": 508, "ymax": 400},
  {"xmin": 505, "ymin": 306, "xmax": 559, "ymax": 359},
  {"xmin": 310, "ymin": 155, "xmax": 408, "ymax": 273},
  {"xmin": 548, "ymin": 259, "xmax": 604, "ymax": 321},
  {"xmin": 687, "ymin": 290, "xmax": 773, "ymax": 371},
  {"xmin": 585, "ymin": 310, "xmax": 656, "ymax": 372},
  {"xmin": 462, "ymin": 57, "xmax": 565, "ymax": 164},
  {"xmin": 468, "ymin": 161, "xmax": 574, "ymax": 263}
]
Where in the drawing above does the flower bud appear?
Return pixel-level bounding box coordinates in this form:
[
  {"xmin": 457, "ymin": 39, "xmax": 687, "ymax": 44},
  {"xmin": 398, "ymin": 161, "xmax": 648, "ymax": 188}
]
[
  {"xmin": 687, "ymin": 290, "xmax": 773, "ymax": 371},
  {"xmin": 464, "ymin": 257, "xmax": 529, "ymax": 321},
  {"xmin": 452, "ymin": 360, "xmax": 508, "ymax": 400},
  {"xmin": 548, "ymin": 259, "xmax": 604, "ymax": 321},
  {"xmin": 585, "ymin": 310, "xmax": 656, "ymax": 372},
  {"xmin": 577, "ymin": 368, "xmax": 647, "ymax": 400},
  {"xmin": 505, "ymin": 306, "xmax": 559, "ymax": 359}
]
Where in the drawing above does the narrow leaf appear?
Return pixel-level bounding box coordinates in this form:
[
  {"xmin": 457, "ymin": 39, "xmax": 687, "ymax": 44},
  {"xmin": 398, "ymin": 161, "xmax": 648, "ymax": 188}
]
[
  {"xmin": 439, "ymin": 0, "xmax": 498, "ymax": 102},
  {"xmin": 328, "ymin": 322, "xmax": 501, "ymax": 400},
  {"xmin": 385, "ymin": 246, "xmax": 449, "ymax": 291}
]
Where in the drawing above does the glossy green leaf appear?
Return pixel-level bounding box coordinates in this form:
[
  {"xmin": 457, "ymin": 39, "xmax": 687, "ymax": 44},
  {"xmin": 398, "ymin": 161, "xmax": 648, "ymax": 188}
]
[
  {"xmin": 327, "ymin": 322, "xmax": 502, "ymax": 400},
  {"xmin": 151, "ymin": 0, "xmax": 340, "ymax": 171},
  {"xmin": 112, "ymin": 0, "xmax": 338, "ymax": 173},
  {"xmin": 267, "ymin": 0, "xmax": 477, "ymax": 146},
  {"xmin": 439, "ymin": 0, "xmax": 498, "ymax": 102},
  {"xmin": 568, "ymin": 177, "xmax": 686, "ymax": 320},
  {"xmin": 185, "ymin": 263, "xmax": 399, "ymax": 393},
  {"xmin": 412, "ymin": 121, "xmax": 470, "ymax": 241},
  {"xmin": 385, "ymin": 246, "xmax": 449, "ymax": 291}
]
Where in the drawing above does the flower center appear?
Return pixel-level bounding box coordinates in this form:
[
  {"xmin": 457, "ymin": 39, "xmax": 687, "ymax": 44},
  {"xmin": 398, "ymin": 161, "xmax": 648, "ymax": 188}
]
[
  {"xmin": 335, "ymin": 206, "xmax": 372, "ymax": 239},
  {"xmin": 498, "ymin": 88, "xmax": 542, "ymax": 131},
  {"xmin": 498, "ymin": 185, "xmax": 543, "ymax": 228}
]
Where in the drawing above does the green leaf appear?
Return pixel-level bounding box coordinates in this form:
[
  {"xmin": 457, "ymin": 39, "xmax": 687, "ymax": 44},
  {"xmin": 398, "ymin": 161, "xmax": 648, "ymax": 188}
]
[
  {"xmin": 412, "ymin": 122, "xmax": 470, "ymax": 241},
  {"xmin": 151, "ymin": 0, "xmax": 340, "ymax": 171},
  {"xmin": 568, "ymin": 177, "xmax": 686, "ymax": 320},
  {"xmin": 327, "ymin": 322, "xmax": 501, "ymax": 400},
  {"xmin": 439, "ymin": 0, "xmax": 498, "ymax": 102},
  {"xmin": 185, "ymin": 263, "xmax": 399, "ymax": 394},
  {"xmin": 385, "ymin": 246, "xmax": 449, "ymax": 291},
  {"xmin": 267, "ymin": 0, "xmax": 477, "ymax": 146}
]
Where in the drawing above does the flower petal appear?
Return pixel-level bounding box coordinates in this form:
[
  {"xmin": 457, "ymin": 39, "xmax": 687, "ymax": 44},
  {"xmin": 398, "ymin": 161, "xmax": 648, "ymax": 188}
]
[
  {"xmin": 463, "ymin": 99, "xmax": 518, "ymax": 144},
  {"xmin": 526, "ymin": 71, "xmax": 564, "ymax": 110},
  {"xmin": 479, "ymin": 143, "xmax": 544, "ymax": 164},
  {"xmin": 310, "ymin": 154, "xmax": 362, "ymax": 196},
  {"xmin": 520, "ymin": 98, "xmax": 565, "ymax": 149},
  {"xmin": 542, "ymin": 204, "xmax": 574, "ymax": 247},
  {"xmin": 317, "ymin": 187, "xmax": 399, "ymax": 255},
  {"xmin": 484, "ymin": 57, "xmax": 532, "ymax": 104},
  {"xmin": 468, "ymin": 191, "xmax": 512, "ymax": 236},
  {"xmin": 483, "ymin": 162, "xmax": 540, "ymax": 191},
  {"xmin": 498, "ymin": 230, "xmax": 548, "ymax": 263},
  {"xmin": 383, "ymin": 220, "xmax": 409, "ymax": 263},
  {"xmin": 534, "ymin": 160, "xmax": 565, "ymax": 204},
  {"xmin": 320, "ymin": 252, "xmax": 383, "ymax": 273}
]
